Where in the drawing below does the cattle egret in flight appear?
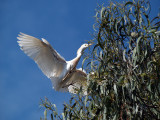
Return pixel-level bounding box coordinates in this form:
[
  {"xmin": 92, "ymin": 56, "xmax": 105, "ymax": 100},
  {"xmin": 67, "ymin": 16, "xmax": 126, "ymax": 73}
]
[{"xmin": 17, "ymin": 33, "xmax": 92, "ymax": 95}]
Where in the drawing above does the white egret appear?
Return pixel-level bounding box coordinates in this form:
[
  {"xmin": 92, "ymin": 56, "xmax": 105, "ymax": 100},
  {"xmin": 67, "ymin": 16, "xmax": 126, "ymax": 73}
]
[{"xmin": 17, "ymin": 33, "xmax": 92, "ymax": 95}]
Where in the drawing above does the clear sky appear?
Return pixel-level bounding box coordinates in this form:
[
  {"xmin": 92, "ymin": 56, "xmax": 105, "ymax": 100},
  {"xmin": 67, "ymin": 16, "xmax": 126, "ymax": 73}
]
[{"xmin": 0, "ymin": 0, "xmax": 159, "ymax": 120}]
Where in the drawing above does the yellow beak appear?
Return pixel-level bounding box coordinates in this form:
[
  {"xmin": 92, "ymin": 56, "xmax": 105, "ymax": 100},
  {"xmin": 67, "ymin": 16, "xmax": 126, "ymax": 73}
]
[{"xmin": 88, "ymin": 43, "xmax": 93, "ymax": 46}]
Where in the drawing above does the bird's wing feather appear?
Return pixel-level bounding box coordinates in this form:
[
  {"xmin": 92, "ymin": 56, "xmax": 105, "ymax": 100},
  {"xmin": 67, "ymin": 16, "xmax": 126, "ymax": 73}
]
[
  {"xmin": 17, "ymin": 33, "xmax": 67, "ymax": 79},
  {"xmin": 65, "ymin": 69, "xmax": 87, "ymax": 95}
]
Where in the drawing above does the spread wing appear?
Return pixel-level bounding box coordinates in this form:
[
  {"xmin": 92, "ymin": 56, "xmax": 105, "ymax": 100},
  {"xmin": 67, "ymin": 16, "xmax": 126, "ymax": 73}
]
[
  {"xmin": 17, "ymin": 33, "xmax": 67, "ymax": 80},
  {"xmin": 66, "ymin": 69, "xmax": 87, "ymax": 95}
]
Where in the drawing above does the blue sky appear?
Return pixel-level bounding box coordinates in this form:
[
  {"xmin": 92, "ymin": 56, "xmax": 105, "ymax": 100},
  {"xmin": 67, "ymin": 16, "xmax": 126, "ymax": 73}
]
[{"xmin": 0, "ymin": 0, "xmax": 159, "ymax": 120}]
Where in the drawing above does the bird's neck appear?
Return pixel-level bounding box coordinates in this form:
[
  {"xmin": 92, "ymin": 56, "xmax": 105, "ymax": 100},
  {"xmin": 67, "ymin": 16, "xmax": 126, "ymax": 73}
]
[
  {"xmin": 62, "ymin": 53, "xmax": 82, "ymax": 85},
  {"xmin": 70, "ymin": 53, "xmax": 82, "ymax": 69}
]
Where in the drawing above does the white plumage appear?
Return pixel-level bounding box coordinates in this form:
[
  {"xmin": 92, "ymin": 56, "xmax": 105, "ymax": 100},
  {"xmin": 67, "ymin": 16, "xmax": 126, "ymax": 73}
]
[{"xmin": 17, "ymin": 33, "xmax": 91, "ymax": 95}]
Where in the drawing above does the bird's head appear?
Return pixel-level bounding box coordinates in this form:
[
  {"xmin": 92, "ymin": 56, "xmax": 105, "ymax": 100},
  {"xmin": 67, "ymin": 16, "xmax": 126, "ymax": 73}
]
[{"xmin": 77, "ymin": 43, "xmax": 92, "ymax": 55}]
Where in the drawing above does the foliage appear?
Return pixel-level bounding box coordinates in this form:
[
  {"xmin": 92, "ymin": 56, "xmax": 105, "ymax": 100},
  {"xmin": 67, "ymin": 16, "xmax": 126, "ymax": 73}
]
[{"xmin": 40, "ymin": 0, "xmax": 160, "ymax": 119}]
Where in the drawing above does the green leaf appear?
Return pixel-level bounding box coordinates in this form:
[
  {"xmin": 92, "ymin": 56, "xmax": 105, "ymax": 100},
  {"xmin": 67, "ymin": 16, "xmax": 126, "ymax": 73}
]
[
  {"xmin": 123, "ymin": 49, "xmax": 126, "ymax": 62},
  {"xmin": 113, "ymin": 84, "xmax": 117, "ymax": 95},
  {"xmin": 84, "ymin": 95, "xmax": 88, "ymax": 107},
  {"xmin": 62, "ymin": 113, "xmax": 65, "ymax": 120},
  {"xmin": 118, "ymin": 76, "xmax": 124, "ymax": 85},
  {"xmin": 88, "ymin": 102, "xmax": 95, "ymax": 117},
  {"xmin": 82, "ymin": 57, "xmax": 88, "ymax": 70},
  {"xmin": 136, "ymin": 36, "xmax": 142, "ymax": 56},
  {"xmin": 147, "ymin": 29, "xmax": 157, "ymax": 33},
  {"xmin": 44, "ymin": 109, "xmax": 47, "ymax": 120},
  {"xmin": 155, "ymin": 31, "xmax": 160, "ymax": 34},
  {"xmin": 100, "ymin": 7, "xmax": 106, "ymax": 20},
  {"xmin": 143, "ymin": 12, "xmax": 150, "ymax": 27},
  {"xmin": 113, "ymin": 114, "xmax": 117, "ymax": 120},
  {"xmin": 147, "ymin": 84, "xmax": 151, "ymax": 92},
  {"xmin": 97, "ymin": 31, "xmax": 104, "ymax": 49},
  {"xmin": 132, "ymin": 47, "xmax": 137, "ymax": 62},
  {"xmin": 125, "ymin": 1, "xmax": 133, "ymax": 7}
]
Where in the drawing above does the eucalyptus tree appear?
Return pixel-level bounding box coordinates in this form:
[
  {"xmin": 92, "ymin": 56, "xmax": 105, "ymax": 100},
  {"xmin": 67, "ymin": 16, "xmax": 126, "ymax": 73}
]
[{"xmin": 41, "ymin": 0, "xmax": 160, "ymax": 119}]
